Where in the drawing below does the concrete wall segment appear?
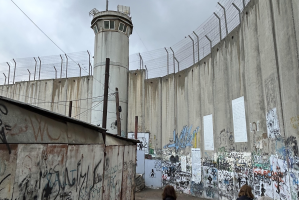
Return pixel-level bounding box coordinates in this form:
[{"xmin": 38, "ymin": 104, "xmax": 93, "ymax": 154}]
[{"xmin": 271, "ymin": 0, "xmax": 299, "ymax": 141}]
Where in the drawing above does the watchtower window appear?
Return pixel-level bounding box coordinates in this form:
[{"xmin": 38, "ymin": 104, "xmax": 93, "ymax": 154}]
[
  {"xmin": 110, "ymin": 21, "xmax": 115, "ymax": 29},
  {"xmin": 119, "ymin": 22, "xmax": 124, "ymax": 32},
  {"xmin": 118, "ymin": 22, "xmax": 127, "ymax": 33},
  {"xmin": 104, "ymin": 21, "xmax": 110, "ymax": 29}
]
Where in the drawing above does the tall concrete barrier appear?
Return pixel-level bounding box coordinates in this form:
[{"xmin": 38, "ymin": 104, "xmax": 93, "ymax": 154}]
[{"xmin": 128, "ymin": 0, "xmax": 299, "ymax": 199}]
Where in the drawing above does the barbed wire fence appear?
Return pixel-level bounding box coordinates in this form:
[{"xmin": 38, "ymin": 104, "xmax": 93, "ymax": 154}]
[
  {"xmin": 0, "ymin": 50, "xmax": 92, "ymax": 85},
  {"xmin": 130, "ymin": 0, "xmax": 251, "ymax": 79},
  {"xmin": 0, "ymin": 0, "xmax": 250, "ymax": 85}
]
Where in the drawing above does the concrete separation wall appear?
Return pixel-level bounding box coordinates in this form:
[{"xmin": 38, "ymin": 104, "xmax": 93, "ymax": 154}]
[
  {"xmin": 128, "ymin": 0, "xmax": 299, "ymax": 199},
  {"xmin": 0, "ymin": 76, "xmax": 93, "ymax": 124}
]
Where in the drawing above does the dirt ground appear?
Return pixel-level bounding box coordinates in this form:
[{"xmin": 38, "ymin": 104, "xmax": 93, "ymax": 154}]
[{"xmin": 135, "ymin": 188, "xmax": 208, "ymax": 200}]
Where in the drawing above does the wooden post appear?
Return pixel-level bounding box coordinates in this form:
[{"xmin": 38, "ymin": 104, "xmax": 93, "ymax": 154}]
[
  {"xmin": 115, "ymin": 88, "xmax": 121, "ymax": 136},
  {"xmin": 102, "ymin": 58, "xmax": 110, "ymax": 129},
  {"xmin": 135, "ymin": 116, "xmax": 138, "ymax": 140}
]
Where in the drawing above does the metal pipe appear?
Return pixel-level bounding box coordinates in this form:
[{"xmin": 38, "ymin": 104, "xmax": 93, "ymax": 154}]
[
  {"xmin": 170, "ymin": 47, "xmax": 179, "ymax": 72},
  {"xmin": 205, "ymin": 35, "xmax": 212, "ymax": 53},
  {"xmin": 65, "ymin": 54, "xmax": 68, "ymax": 78},
  {"xmin": 60, "ymin": 55, "xmax": 63, "ymax": 79},
  {"xmin": 232, "ymin": 3, "xmax": 241, "ymax": 24},
  {"xmin": 6, "ymin": 62, "xmax": 10, "ymax": 85},
  {"xmin": 106, "ymin": 0, "xmax": 108, "ymax": 11},
  {"xmin": 174, "ymin": 57, "xmax": 179, "ymax": 72},
  {"xmin": 12, "ymin": 59, "xmax": 16, "ymax": 84},
  {"xmin": 54, "ymin": 66, "xmax": 57, "ymax": 79},
  {"xmin": 214, "ymin": 12, "xmax": 222, "ymax": 41},
  {"xmin": 164, "ymin": 48, "xmax": 169, "ymax": 75},
  {"xmin": 139, "ymin": 53, "xmax": 143, "ymax": 70},
  {"xmin": 193, "ymin": 31, "xmax": 200, "ymax": 62},
  {"xmin": 38, "ymin": 57, "xmax": 41, "ymax": 80},
  {"xmin": 188, "ymin": 35, "xmax": 195, "ymax": 65},
  {"xmin": 78, "ymin": 64, "xmax": 82, "ymax": 77},
  {"xmin": 33, "ymin": 57, "xmax": 37, "ymax": 81},
  {"xmin": 3, "ymin": 73, "xmax": 6, "ymax": 85},
  {"xmin": 27, "ymin": 69, "xmax": 31, "ymax": 82},
  {"xmin": 144, "ymin": 65, "xmax": 148, "ymax": 79},
  {"xmin": 218, "ymin": 2, "xmax": 228, "ymax": 36},
  {"xmin": 87, "ymin": 50, "xmax": 91, "ymax": 76},
  {"xmin": 169, "ymin": 47, "xmax": 176, "ymax": 73}
]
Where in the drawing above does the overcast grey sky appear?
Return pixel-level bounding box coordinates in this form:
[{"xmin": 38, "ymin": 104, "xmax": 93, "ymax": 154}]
[{"xmin": 0, "ymin": 0, "xmax": 219, "ymax": 63}]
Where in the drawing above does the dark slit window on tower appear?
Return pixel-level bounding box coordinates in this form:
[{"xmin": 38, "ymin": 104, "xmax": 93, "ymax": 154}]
[
  {"xmin": 93, "ymin": 25, "xmax": 99, "ymax": 34},
  {"xmin": 104, "ymin": 21, "xmax": 110, "ymax": 29},
  {"xmin": 123, "ymin": 25, "xmax": 127, "ymax": 33}
]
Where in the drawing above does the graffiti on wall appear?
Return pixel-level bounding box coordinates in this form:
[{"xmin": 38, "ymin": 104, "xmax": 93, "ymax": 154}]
[
  {"xmin": 163, "ymin": 126, "xmax": 199, "ymax": 152},
  {"xmin": 266, "ymin": 108, "xmax": 280, "ymax": 138},
  {"xmin": 162, "ymin": 125, "xmax": 199, "ymax": 194},
  {"xmin": 0, "ymin": 143, "xmax": 136, "ymax": 200},
  {"xmin": 128, "ymin": 132, "xmax": 149, "ymax": 154}
]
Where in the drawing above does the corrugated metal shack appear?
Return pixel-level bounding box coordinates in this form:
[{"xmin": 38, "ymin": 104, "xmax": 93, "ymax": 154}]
[{"xmin": 0, "ymin": 96, "xmax": 137, "ymax": 200}]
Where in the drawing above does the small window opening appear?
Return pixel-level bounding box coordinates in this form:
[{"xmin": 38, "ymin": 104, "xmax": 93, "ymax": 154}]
[
  {"xmin": 110, "ymin": 21, "xmax": 115, "ymax": 29},
  {"xmin": 119, "ymin": 22, "xmax": 124, "ymax": 31},
  {"xmin": 123, "ymin": 25, "xmax": 127, "ymax": 33},
  {"xmin": 104, "ymin": 21, "xmax": 110, "ymax": 29}
]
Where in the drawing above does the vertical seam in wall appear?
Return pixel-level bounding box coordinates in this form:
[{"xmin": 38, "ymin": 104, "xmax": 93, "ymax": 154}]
[
  {"xmin": 290, "ymin": 0, "xmax": 299, "ymax": 65},
  {"xmin": 269, "ymin": 0, "xmax": 286, "ymax": 137}
]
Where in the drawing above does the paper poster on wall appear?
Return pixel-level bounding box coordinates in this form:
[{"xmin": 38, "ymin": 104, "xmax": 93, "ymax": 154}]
[
  {"xmin": 191, "ymin": 148, "xmax": 201, "ymax": 183},
  {"xmin": 144, "ymin": 159, "xmax": 162, "ymax": 188},
  {"xmin": 181, "ymin": 156, "xmax": 187, "ymax": 172},
  {"xmin": 128, "ymin": 132, "xmax": 149, "ymax": 154},
  {"xmin": 232, "ymin": 96, "xmax": 248, "ymax": 142},
  {"xmin": 204, "ymin": 114, "xmax": 214, "ymax": 150}
]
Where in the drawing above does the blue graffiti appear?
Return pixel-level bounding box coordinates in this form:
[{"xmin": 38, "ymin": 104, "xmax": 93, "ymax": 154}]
[{"xmin": 163, "ymin": 126, "xmax": 199, "ymax": 151}]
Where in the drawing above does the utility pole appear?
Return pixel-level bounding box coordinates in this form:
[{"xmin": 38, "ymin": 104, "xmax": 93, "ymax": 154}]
[
  {"xmin": 115, "ymin": 88, "xmax": 121, "ymax": 136},
  {"xmin": 102, "ymin": 58, "xmax": 110, "ymax": 142}
]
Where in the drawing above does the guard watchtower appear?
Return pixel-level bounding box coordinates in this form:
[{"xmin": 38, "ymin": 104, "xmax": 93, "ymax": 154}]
[{"xmin": 90, "ymin": 5, "xmax": 133, "ymax": 135}]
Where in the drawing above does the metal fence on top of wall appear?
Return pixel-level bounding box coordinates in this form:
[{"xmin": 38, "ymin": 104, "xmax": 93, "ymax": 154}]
[
  {"xmin": 0, "ymin": 51, "xmax": 92, "ymax": 85},
  {"xmin": 129, "ymin": 0, "xmax": 251, "ymax": 79},
  {"xmin": 0, "ymin": 0, "xmax": 251, "ymax": 84}
]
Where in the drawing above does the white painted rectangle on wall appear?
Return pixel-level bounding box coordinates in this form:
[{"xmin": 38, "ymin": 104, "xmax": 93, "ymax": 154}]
[
  {"xmin": 191, "ymin": 148, "xmax": 201, "ymax": 183},
  {"xmin": 232, "ymin": 96, "xmax": 248, "ymax": 142},
  {"xmin": 204, "ymin": 114, "xmax": 214, "ymax": 150},
  {"xmin": 181, "ymin": 156, "xmax": 187, "ymax": 172},
  {"xmin": 128, "ymin": 132, "xmax": 149, "ymax": 154},
  {"xmin": 136, "ymin": 150, "xmax": 145, "ymax": 174},
  {"xmin": 144, "ymin": 159, "xmax": 162, "ymax": 188}
]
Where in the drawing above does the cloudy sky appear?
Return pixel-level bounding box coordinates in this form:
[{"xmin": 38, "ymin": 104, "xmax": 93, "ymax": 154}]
[{"xmin": 0, "ymin": 0, "xmax": 219, "ymax": 63}]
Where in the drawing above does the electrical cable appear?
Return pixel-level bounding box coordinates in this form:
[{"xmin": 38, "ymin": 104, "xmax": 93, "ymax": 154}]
[{"xmin": 10, "ymin": 0, "xmax": 114, "ymax": 93}]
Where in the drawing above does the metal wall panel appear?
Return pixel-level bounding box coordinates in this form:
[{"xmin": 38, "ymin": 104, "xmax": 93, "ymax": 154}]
[
  {"xmin": 121, "ymin": 145, "xmax": 136, "ymax": 200},
  {"xmin": 13, "ymin": 144, "xmax": 47, "ymax": 199},
  {"xmin": 103, "ymin": 146, "xmax": 124, "ymax": 200},
  {"xmin": 65, "ymin": 144, "xmax": 105, "ymax": 200},
  {"xmin": 0, "ymin": 144, "xmax": 18, "ymax": 200}
]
